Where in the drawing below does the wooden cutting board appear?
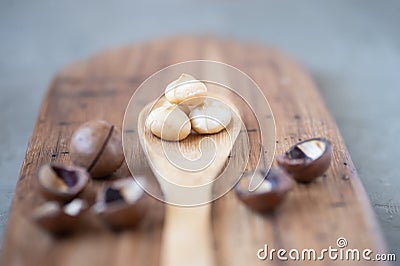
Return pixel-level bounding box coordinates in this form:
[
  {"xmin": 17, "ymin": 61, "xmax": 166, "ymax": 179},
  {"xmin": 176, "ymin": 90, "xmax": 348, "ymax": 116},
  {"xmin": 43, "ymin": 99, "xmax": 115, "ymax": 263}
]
[{"xmin": 1, "ymin": 37, "xmax": 387, "ymax": 266}]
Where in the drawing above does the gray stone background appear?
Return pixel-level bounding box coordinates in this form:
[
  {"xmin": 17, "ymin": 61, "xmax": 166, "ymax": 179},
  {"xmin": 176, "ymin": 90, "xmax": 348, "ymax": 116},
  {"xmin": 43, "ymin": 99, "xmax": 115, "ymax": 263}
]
[{"xmin": 0, "ymin": 0, "xmax": 399, "ymax": 256}]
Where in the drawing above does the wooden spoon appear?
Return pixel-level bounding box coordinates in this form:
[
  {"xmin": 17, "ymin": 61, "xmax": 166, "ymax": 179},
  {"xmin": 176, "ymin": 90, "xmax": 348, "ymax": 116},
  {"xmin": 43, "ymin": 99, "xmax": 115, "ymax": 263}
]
[{"xmin": 138, "ymin": 99, "xmax": 243, "ymax": 266}]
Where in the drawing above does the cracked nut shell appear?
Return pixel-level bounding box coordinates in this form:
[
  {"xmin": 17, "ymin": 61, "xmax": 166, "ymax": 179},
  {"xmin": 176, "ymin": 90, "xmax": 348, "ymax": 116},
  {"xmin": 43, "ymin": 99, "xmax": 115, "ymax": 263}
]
[
  {"xmin": 277, "ymin": 137, "xmax": 332, "ymax": 182},
  {"xmin": 32, "ymin": 198, "xmax": 88, "ymax": 235},
  {"xmin": 70, "ymin": 120, "xmax": 124, "ymax": 178},
  {"xmin": 37, "ymin": 164, "xmax": 89, "ymax": 202},
  {"xmin": 94, "ymin": 177, "xmax": 148, "ymax": 229},
  {"xmin": 235, "ymin": 168, "xmax": 293, "ymax": 212}
]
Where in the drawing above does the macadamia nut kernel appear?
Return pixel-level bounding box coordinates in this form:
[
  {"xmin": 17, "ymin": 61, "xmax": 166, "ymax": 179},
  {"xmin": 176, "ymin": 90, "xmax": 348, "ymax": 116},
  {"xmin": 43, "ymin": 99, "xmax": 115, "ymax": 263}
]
[
  {"xmin": 145, "ymin": 105, "xmax": 191, "ymax": 141},
  {"xmin": 189, "ymin": 99, "xmax": 232, "ymax": 134},
  {"xmin": 165, "ymin": 73, "xmax": 207, "ymax": 106}
]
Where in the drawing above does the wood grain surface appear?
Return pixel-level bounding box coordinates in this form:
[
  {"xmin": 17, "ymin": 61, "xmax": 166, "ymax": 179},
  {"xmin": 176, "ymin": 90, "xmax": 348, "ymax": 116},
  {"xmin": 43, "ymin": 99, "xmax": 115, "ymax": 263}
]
[
  {"xmin": 0, "ymin": 37, "xmax": 387, "ymax": 266},
  {"xmin": 137, "ymin": 101, "xmax": 243, "ymax": 266}
]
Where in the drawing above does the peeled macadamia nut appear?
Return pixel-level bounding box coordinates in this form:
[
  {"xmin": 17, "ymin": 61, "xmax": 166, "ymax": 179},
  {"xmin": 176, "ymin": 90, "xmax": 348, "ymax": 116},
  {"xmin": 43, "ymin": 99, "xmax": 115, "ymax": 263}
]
[
  {"xmin": 146, "ymin": 74, "xmax": 234, "ymax": 140},
  {"xmin": 145, "ymin": 105, "xmax": 191, "ymax": 141},
  {"xmin": 70, "ymin": 120, "xmax": 124, "ymax": 178},
  {"xmin": 165, "ymin": 73, "xmax": 207, "ymax": 106},
  {"xmin": 189, "ymin": 99, "xmax": 232, "ymax": 134},
  {"xmin": 37, "ymin": 164, "xmax": 89, "ymax": 202}
]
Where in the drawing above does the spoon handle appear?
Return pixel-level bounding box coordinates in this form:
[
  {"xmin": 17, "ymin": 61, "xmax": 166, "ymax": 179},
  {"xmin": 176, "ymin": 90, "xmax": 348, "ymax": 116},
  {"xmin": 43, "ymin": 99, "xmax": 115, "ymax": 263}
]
[{"xmin": 161, "ymin": 204, "xmax": 215, "ymax": 266}]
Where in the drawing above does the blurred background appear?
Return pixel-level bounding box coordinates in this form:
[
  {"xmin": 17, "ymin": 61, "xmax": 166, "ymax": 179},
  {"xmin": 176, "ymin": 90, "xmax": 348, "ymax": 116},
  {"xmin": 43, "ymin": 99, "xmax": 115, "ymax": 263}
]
[{"xmin": 0, "ymin": 0, "xmax": 399, "ymax": 254}]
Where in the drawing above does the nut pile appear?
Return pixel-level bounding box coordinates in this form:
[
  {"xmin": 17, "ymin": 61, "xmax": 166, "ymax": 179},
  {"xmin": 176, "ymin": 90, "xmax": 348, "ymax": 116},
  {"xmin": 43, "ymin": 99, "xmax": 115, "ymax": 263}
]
[
  {"xmin": 33, "ymin": 120, "xmax": 148, "ymax": 235},
  {"xmin": 146, "ymin": 73, "xmax": 232, "ymax": 141}
]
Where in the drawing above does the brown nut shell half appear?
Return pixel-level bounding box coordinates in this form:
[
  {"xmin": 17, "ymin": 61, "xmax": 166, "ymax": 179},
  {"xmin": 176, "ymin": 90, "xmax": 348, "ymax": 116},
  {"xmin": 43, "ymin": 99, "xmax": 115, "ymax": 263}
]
[
  {"xmin": 94, "ymin": 177, "xmax": 148, "ymax": 229},
  {"xmin": 37, "ymin": 164, "xmax": 89, "ymax": 202},
  {"xmin": 70, "ymin": 120, "xmax": 125, "ymax": 178},
  {"xmin": 276, "ymin": 137, "xmax": 332, "ymax": 182},
  {"xmin": 32, "ymin": 198, "xmax": 88, "ymax": 235},
  {"xmin": 235, "ymin": 168, "xmax": 294, "ymax": 212}
]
